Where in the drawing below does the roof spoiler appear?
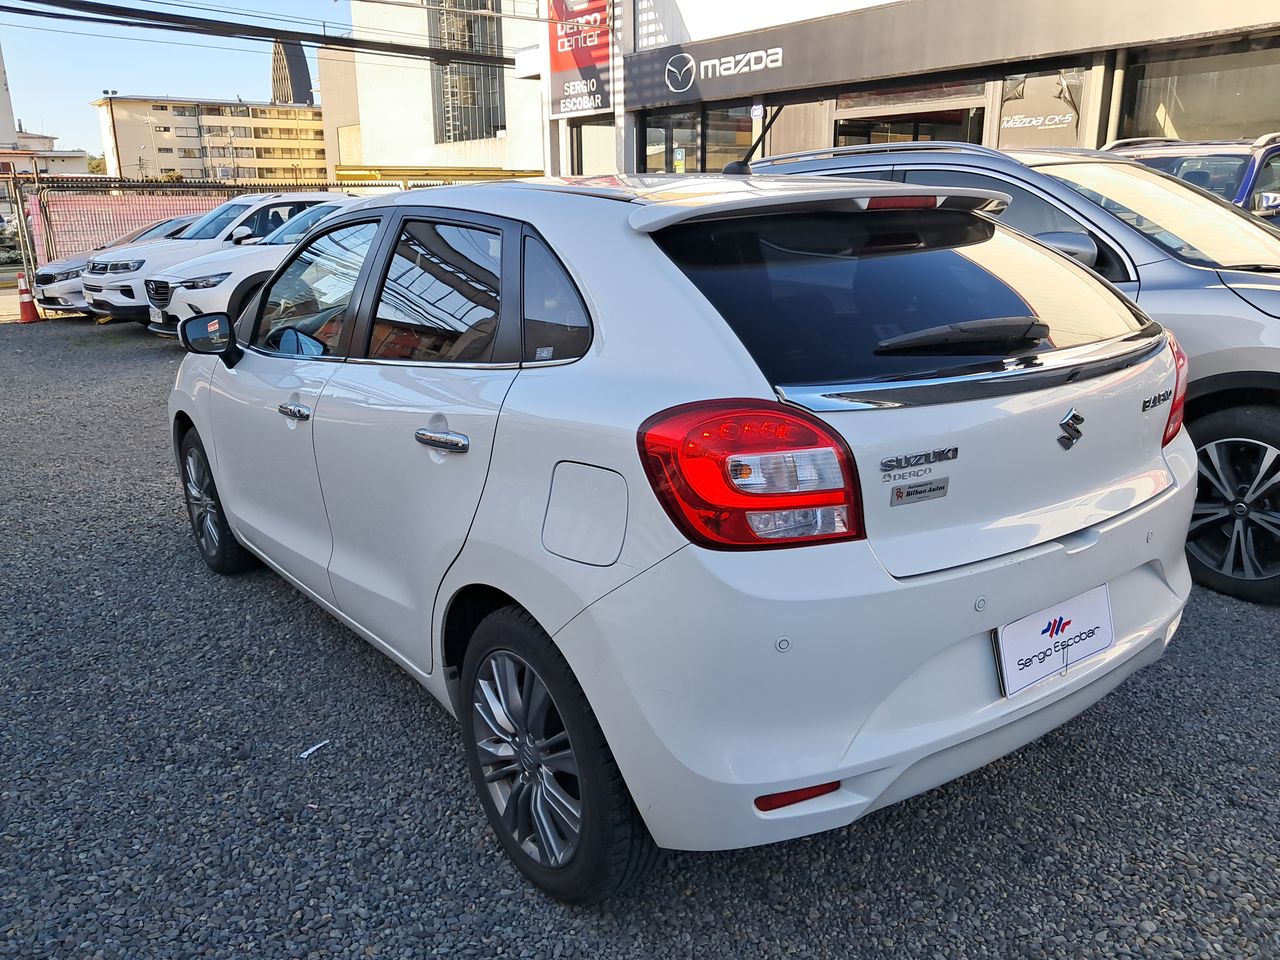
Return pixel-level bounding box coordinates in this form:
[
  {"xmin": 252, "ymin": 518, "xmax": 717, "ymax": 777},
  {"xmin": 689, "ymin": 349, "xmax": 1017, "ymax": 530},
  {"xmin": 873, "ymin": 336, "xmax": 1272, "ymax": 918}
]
[{"xmin": 628, "ymin": 185, "xmax": 1010, "ymax": 233}]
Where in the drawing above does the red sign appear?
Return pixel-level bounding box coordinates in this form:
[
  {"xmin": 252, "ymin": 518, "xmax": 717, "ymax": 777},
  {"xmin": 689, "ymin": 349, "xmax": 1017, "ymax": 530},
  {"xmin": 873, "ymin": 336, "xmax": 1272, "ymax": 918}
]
[{"xmin": 548, "ymin": 0, "xmax": 611, "ymax": 118}]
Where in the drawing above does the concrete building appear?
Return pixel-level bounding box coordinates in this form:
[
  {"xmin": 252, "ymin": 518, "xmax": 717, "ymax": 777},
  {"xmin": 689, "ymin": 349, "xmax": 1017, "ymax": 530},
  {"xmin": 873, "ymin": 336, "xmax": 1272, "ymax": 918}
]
[
  {"xmin": 315, "ymin": 0, "xmax": 543, "ymax": 183},
  {"xmin": 272, "ymin": 40, "xmax": 315, "ymax": 106},
  {"xmin": 92, "ymin": 94, "xmax": 325, "ymax": 182},
  {"xmin": 538, "ymin": 0, "xmax": 1280, "ymax": 174}
]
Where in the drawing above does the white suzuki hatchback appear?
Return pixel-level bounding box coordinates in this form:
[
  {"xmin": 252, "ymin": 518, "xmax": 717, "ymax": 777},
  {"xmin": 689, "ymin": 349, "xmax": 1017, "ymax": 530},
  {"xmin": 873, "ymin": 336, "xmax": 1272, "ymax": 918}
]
[{"xmin": 169, "ymin": 177, "xmax": 1194, "ymax": 902}]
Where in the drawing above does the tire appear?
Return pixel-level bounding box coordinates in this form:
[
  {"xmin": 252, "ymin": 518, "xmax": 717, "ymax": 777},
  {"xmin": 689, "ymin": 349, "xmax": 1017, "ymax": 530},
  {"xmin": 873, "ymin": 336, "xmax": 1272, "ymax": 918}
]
[
  {"xmin": 178, "ymin": 428, "xmax": 256, "ymax": 575},
  {"xmin": 460, "ymin": 606, "xmax": 660, "ymax": 902},
  {"xmin": 1185, "ymin": 405, "xmax": 1280, "ymax": 604}
]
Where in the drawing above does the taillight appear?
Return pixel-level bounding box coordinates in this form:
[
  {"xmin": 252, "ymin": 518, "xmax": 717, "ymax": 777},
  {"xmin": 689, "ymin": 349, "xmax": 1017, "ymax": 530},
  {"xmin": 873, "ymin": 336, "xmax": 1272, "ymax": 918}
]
[
  {"xmin": 1163, "ymin": 331, "xmax": 1189, "ymax": 447},
  {"xmin": 637, "ymin": 399, "xmax": 863, "ymax": 549},
  {"xmin": 755, "ymin": 781, "xmax": 841, "ymax": 811}
]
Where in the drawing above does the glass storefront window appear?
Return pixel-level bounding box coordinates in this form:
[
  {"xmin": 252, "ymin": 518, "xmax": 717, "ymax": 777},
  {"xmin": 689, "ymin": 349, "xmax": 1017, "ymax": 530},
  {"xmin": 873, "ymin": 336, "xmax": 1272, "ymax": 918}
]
[
  {"xmin": 643, "ymin": 110, "xmax": 699, "ymax": 173},
  {"xmin": 834, "ymin": 108, "xmax": 984, "ymax": 146},
  {"xmin": 569, "ymin": 116, "xmax": 618, "ymax": 175},
  {"xmin": 1124, "ymin": 39, "xmax": 1280, "ymax": 140},
  {"xmin": 704, "ymin": 105, "xmax": 753, "ymax": 174}
]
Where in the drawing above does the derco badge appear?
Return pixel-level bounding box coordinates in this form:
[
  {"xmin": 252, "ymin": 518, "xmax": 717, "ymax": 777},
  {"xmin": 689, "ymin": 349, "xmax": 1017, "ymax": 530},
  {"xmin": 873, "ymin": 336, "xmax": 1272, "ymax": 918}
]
[{"xmin": 880, "ymin": 446, "xmax": 958, "ymax": 485}]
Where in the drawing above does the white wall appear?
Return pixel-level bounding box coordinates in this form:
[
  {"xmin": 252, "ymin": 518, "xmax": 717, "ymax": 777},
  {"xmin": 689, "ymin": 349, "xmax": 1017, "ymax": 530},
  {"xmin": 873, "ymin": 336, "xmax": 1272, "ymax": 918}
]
[
  {"xmin": 634, "ymin": 0, "xmax": 898, "ymax": 49},
  {"xmin": 350, "ymin": 0, "xmax": 544, "ymax": 171},
  {"xmin": 0, "ymin": 42, "xmax": 19, "ymax": 149}
]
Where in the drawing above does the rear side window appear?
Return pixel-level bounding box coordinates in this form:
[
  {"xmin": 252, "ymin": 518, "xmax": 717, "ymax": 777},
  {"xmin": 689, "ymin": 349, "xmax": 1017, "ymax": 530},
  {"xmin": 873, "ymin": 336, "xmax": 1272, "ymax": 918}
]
[
  {"xmin": 522, "ymin": 236, "xmax": 590, "ymax": 362},
  {"xmin": 654, "ymin": 210, "xmax": 1146, "ymax": 386},
  {"xmin": 367, "ymin": 221, "xmax": 501, "ymax": 363}
]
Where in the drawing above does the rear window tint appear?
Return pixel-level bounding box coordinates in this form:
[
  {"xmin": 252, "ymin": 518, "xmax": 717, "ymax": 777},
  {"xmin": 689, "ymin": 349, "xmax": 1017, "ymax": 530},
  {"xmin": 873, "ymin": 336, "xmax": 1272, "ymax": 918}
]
[{"xmin": 653, "ymin": 210, "xmax": 1146, "ymax": 385}]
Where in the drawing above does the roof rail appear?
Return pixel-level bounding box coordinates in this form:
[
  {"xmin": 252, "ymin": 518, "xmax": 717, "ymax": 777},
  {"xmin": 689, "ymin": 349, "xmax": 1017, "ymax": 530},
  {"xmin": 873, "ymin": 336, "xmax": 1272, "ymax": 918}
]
[
  {"xmin": 1251, "ymin": 132, "xmax": 1280, "ymax": 150},
  {"xmin": 1099, "ymin": 137, "xmax": 1183, "ymax": 151},
  {"xmin": 753, "ymin": 141, "xmax": 1008, "ymax": 168}
]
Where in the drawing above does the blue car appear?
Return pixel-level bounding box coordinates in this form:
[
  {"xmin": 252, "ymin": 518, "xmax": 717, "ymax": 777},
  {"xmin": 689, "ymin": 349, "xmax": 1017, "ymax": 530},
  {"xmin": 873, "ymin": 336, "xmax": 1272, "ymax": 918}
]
[{"xmin": 1106, "ymin": 133, "xmax": 1280, "ymax": 218}]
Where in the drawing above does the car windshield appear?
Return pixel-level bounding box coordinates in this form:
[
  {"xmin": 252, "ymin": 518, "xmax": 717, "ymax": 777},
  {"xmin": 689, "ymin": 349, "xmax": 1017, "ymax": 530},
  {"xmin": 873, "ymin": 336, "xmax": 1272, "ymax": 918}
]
[
  {"xmin": 263, "ymin": 203, "xmax": 340, "ymax": 245},
  {"xmin": 178, "ymin": 202, "xmax": 252, "ymax": 240},
  {"xmin": 1134, "ymin": 154, "xmax": 1250, "ymax": 200},
  {"xmin": 1045, "ymin": 161, "xmax": 1280, "ymax": 269},
  {"xmin": 132, "ymin": 217, "xmax": 187, "ymax": 243}
]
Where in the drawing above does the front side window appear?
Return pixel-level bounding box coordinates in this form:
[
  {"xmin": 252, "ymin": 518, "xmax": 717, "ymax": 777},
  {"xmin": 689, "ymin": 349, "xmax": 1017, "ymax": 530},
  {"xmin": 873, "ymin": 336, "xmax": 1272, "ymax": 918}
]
[
  {"xmin": 253, "ymin": 222, "xmax": 378, "ymax": 356},
  {"xmin": 522, "ymin": 237, "xmax": 590, "ymax": 362},
  {"xmin": 1045, "ymin": 160, "xmax": 1280, "ymax": 269},
  {"xmin": 1250, "ymin": 155, "xmax": 1280, "ymax": 212},
  {"xmin": 263, "ymin": 203, "xmax": 343, "ymax": 245},
  {"xmin": 367, "ymin": 221, "xmax": 501, "ymax": 363},
  {"xmin": 1136, "ymin": 154, "xmax": 1249, "ymax": 200},
  {"xmin": 180, "ymin": 202, "xmax": 251, "ymax": 240},
  {"xmin": 240, "ymin": 202, "xmax": 316, "ymax": 239}
]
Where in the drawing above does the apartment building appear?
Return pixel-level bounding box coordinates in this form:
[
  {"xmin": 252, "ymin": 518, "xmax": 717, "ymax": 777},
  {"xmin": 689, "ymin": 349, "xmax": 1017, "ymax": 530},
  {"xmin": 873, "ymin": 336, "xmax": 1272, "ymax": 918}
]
[{"xmin": 93, "ymin": 95, "xmax": 326, "ymax": 182}]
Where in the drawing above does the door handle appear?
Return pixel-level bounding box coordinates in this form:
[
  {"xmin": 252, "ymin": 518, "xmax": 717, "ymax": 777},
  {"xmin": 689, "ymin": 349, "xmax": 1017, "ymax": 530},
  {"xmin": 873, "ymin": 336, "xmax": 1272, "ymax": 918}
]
[
  {"xmin": 415, "ymin": 428, "xmax": 469, "ymax": 453},
  {"xmin": 277, "ymin": 401, "xmax": 312, "ymax": 422}
]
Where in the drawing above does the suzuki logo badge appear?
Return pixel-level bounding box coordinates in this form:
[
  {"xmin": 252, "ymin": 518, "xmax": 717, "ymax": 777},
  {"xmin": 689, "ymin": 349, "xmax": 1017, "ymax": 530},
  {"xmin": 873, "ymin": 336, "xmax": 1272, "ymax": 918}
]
[
  {"xmin": 665, "ymin": 53, "xmax": 696, "ymax": 93},
  {"xmin": 1058, "ymin": 408, "xmax": 1085, "ymax": 450}
]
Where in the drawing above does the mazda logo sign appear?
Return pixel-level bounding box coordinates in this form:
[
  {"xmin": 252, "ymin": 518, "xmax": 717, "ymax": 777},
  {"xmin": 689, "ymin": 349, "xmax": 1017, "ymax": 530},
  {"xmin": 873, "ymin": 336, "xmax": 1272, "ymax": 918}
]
[{"xmin": 665, "ymin": 53, "xmax": 695, "ymax": 93}]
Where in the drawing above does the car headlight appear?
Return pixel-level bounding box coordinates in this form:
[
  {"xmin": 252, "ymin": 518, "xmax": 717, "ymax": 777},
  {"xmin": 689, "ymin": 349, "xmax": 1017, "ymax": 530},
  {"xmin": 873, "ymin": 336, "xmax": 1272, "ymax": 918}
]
[
  {"xmin": 53, "ymin": 268, "xmax": 82, "ymax": 282},
  {"xmin": 109, "ymin": 260, "xmax": 145, "ymax": 273},
  {"xmin": 179, "ymin": 272, "xmax": 231, "ymax": 290}
]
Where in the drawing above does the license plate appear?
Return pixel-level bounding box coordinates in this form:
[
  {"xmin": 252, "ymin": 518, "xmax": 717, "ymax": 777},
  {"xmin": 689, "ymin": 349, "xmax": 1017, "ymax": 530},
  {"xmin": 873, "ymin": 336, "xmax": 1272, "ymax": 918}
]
[
  {"xmin": 85, "ymin": 293, "xmax": 95, "ymax": 303},
  {"xmin": 149, "ymin": 306, "xmax": 163, "ymax": 325},
  {"xmin": 994, "ymin": 584, "xmax": 1115, "ymax": 697}
]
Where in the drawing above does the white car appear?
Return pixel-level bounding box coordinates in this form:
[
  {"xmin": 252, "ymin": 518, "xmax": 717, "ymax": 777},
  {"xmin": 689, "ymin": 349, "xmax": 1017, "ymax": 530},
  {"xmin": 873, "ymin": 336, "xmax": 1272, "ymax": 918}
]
[
  {"xmin": 32, "ymin": 214, "xmax": 198, "ymax": 315},
  {"xmin": 145, "ymin": 197, "xmax": 361, "ymax": 337},
  {"xmin": 84, "ymin": 192, "xmax": 339, "ymax": 323},
  {"xmin": 168, "ymin": 177, "xmax": 1194, "ymax": 902}
]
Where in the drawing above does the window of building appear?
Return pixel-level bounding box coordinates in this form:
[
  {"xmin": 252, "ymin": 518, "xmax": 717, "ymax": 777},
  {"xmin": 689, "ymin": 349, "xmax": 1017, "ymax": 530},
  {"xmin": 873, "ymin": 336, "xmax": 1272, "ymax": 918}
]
[
  {"xmin": 173, "ymin": 106, "xmax": 198, "ymax": 117},
  {"xmin": 368, "ymin": 221, "xmax": 502, "ymax": 363},
  {"xmin": 178, "ymin": 148, "xmax": 201, "ymax": 159},
  {"xmin": 255, "ymin": 221, "xmax": 380, "ymax": 356},
  {"xmin": 152, "ymin": 104, "xmax": 169, "ymax": 111},
  {"xmin": 175, "ymin": 127, "xmax": 199, "ymax": 137},
  {"xmin": 642, "ymin": 109, "xmax": 699, "ymax": 173},
  {"xmin": 157, "ymin": 147, "xmax": 174, "ymax": 154},
  {"xmin": 834, "ymin": 109, "xmax": 985, "ymax": 146},
  {"xmin": 160, "ymin": 167, "xmax": 176, "ymax": 174},
  {"xmin": 428, "ymin": 0, "xmax": 505, "ymax": 143},
  {"xmin": 704, "ymin": 105, "xmax": 753, "ymax": 173},
  {"xmin": 153, "ymin": 125, "xmax": 171, "ymax": 133},
  {"xmin": 522, "ymin": 236, "xmax": 590, "ymax": 362},
  {"xmin": 570, "ymin": 116, "xmax": 617, "ymax": 175},
  {"xmin": 1123, "ymin": 37, "xmax": 1280, "ymax": 140}
]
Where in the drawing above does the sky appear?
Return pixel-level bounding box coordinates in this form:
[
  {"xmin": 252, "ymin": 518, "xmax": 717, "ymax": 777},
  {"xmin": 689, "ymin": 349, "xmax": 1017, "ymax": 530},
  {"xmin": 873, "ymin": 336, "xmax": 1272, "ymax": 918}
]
[{"xmin": 1, "ymin": 1, "xmax": 355, "ymax": 154}]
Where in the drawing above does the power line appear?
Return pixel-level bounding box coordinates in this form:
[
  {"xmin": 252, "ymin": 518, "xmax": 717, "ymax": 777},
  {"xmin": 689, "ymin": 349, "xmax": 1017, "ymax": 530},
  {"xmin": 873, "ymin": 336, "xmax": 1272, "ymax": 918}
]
[{"xmin": 4, "ymin": 0, "xmax": 515, "ymax": 65}]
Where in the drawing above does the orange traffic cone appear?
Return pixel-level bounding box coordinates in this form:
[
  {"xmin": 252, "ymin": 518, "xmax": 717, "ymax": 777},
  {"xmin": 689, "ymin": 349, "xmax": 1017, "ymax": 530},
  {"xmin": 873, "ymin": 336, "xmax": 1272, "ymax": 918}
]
[{"xmin": 17, "ymin": 272, "xmax": 43, "ymax": 324}]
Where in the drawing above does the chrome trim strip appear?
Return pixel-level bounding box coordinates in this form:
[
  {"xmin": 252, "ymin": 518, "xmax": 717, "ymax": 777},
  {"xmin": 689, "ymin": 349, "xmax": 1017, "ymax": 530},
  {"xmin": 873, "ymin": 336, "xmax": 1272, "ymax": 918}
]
[
  {"xmin": 776, "ymin": 328, "xmax": 1166, "ymax": 411},
  {"xmin": 344, "ymin": 356, "xmax": 522, "ymax": 370}
]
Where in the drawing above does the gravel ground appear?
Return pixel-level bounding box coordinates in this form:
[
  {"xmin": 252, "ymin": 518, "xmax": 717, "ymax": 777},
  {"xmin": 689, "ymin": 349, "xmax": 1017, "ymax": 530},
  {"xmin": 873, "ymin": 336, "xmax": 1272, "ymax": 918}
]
[{"xmin": 2, "ymin": 318, "xmax": 1278, "ymax": 960}]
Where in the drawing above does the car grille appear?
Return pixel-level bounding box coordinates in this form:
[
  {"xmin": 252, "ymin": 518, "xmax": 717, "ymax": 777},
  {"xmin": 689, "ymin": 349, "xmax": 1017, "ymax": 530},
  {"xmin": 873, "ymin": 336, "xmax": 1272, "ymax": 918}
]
[
  {"xmin": 145, "ymin": 279, "xmax": 171, "ymax": 308},
  {"xmin": 34, "ymin": 272, "xmax": 55, "ymax": 286},
  {"xmin": 82, "ymin": 282, "xmax": 104, "ymax": 293}
]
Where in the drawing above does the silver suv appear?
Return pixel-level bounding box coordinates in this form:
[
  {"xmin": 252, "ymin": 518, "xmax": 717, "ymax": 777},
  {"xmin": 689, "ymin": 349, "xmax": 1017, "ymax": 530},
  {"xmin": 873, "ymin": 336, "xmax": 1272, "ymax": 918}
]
[{"xmin": 756, "ymin": 143, "xmax": 1280, "ymax": 604}]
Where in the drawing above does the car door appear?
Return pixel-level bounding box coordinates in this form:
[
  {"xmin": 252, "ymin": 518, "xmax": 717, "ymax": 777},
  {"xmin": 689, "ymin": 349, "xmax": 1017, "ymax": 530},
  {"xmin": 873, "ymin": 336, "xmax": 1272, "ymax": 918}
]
[
  {"xmin": 208, "ymin": 217, "xmax": 383, "ymax": 604},
  {"xmin": 897, "ymin": 166, "xmax": 1140, "ymax": 297},
  {"xmin": 312, "ymin": 209, "xmax": 522, "ymax": 669}
]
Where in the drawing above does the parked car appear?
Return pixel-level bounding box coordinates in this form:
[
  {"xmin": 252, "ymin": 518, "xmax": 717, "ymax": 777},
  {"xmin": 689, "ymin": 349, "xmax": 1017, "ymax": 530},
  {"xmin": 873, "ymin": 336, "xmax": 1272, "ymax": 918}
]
[
  {"xmin": 32, "ymin": 214, "xmax": 198, "ymax": 314},
  {"xmin": 169, "ymin": 177, "xmax": 1193, "ymax": 901},
  {"xmin": 754, "ymin": 142, "xmax": 1280, "ymax": 603},
  {"xmin": 84, "ymin": 192, "xmax": 340, "ymax": 323},
  {"xmin": 145, "ymin": 197, "xmax": 360, "ymax": 337},
  {"xmin": 1105, "ymin": 133, "xmax": 1280, "ymax": 216}
]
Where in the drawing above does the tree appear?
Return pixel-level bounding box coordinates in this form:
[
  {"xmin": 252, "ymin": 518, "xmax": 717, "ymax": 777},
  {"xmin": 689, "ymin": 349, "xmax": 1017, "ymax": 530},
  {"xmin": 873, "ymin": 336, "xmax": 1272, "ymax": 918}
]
[
  {"xmin": 160, "ymin": 170, "xmax": 184, "ymax": 183},
  {"xmin": 87, "ymin": 154, "xmax": 107, "ymax": 175}
]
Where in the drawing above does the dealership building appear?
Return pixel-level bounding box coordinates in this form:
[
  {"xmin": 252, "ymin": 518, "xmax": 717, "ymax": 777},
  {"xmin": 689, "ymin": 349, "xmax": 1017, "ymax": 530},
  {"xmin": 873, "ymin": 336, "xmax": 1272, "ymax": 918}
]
[{"xmin": 542, "ymin": 0, "xmax": 1280, "ymax": 175}]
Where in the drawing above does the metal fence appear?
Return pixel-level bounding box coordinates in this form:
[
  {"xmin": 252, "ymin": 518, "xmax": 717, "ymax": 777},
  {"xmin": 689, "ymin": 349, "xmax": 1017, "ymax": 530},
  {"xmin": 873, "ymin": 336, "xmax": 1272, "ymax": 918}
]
[{"xmin": 1, "ymin": 176, "xmax": 467, "ymax": 279}]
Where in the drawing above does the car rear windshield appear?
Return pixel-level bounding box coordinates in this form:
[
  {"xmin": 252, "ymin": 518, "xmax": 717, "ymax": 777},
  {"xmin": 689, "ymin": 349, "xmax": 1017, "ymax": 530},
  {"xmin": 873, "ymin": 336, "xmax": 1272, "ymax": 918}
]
[
  {"xmin": 653, "ymin": 209, "xmax": 1148, "ymax": 385},
  {"xmin": 1133, "ymin": 153, "xmax": 1249, "ymax": 200},
  {"xmin": 179, "ymin": 202, "xmax": 252, "ymax": 240}
]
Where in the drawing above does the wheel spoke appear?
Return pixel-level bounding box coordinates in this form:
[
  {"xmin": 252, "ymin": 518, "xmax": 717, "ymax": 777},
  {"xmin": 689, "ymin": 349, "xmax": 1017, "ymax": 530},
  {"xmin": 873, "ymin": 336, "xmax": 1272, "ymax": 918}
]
[
  {"xmin": 1188, "ymin": 502, "xmax": 1231, "ymax": 534},
  {"xmin": 483, "ymin": 762, "xmax": 521, "ymax": 784},
  {"xmin": 475, "ymin": 735, "xmax": 514, "ymax": 766},
  {"xmin": 202, "ymin": 511, "xmax": 220, "ymax": 550},
  {"xmin": 492, "ymin": 655, "xmax": 525, "ymax": 732},
  {"xmin": 535, "ymin": 729, "xmax": 569, "ymax": 753},
  {"xmin": 540, "ymin": 746, "xmax": 578, "ymax": 776},
  {"xmin": 538, "ymin": 770, "xmax": 582, "ymax": 836},
  {"xmin": 1243, "ymin": 446, "xmax": 1280, "ymax": 503},
  {"xmin": 1198, "ymin": 443, "xmax": 1237, "ymax": 501},
  {"xmin": 1252, "ymin": 510, "xmax": 1280, "ymax": 540},
  {"xmin": 524, "ymin": 674, "xmax": 552, "ymax": 738},
  {"xmin": 474, "ymin": 680, "xmax": 515, "ymax": 741},
  {"xmin": 529, "ymin": 781, "xmax": 568, "ymax": 866}
]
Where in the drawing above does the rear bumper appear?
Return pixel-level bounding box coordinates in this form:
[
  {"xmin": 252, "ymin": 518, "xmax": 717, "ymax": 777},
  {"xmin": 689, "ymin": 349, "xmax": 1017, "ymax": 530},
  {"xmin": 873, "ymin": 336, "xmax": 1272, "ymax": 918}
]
[{"xmin": 551, "ymin": 433, "xmax": 1196, "ymax": 851}]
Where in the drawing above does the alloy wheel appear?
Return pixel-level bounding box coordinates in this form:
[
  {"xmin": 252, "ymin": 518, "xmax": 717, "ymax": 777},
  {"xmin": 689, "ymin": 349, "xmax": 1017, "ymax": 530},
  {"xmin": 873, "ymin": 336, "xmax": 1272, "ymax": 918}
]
[
  {"xmin": 470, "ymin": 651, "xmax": 582, "ymax": 868},
  {"xmin": 183, "ymin": 446, "xmax": 222, "ymax": 557},
  {"xmin": 1188, "ymin": 437, "xmax": 1280, "ymax": 581}
]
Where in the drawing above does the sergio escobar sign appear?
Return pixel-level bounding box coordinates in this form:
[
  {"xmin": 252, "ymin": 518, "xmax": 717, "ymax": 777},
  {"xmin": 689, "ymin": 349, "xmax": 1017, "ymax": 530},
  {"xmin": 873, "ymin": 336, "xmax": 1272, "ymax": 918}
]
[{"xmin": 548, "ymin": 0, "xmax": 612, "ymax": 118}]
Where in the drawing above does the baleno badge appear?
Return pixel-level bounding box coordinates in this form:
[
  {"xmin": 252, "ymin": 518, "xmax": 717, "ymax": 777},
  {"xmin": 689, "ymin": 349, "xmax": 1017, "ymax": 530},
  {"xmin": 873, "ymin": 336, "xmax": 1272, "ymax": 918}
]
[{"xmin": 1058, "ymin": 408, "xmax": 1085, "ymax": 450}]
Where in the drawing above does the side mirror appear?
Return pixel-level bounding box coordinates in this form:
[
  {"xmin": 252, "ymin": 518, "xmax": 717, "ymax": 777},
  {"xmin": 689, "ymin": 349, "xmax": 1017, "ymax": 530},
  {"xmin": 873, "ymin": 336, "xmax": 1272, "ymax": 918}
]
[
  {"xmin": 178, "ymin": 313, "xmax": 242, "ymax": 367},
  {"xmin": 230, "ymin": 225, "xmax": 254, "ymax": 244},
  {"xmin": 1254, "ymin": 192, "xmax": 1280, "ymax": 215},
  {"xmin": 1037, "ymin": 231, "xmax": 1099, "ymax": 269}
]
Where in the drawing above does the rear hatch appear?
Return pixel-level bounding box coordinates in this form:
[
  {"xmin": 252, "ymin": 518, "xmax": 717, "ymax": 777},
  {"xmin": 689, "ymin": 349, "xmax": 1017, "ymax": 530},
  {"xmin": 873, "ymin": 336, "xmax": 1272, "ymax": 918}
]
[{"xmin": 653, "ymin": 200, "xmax": 1179, "ymax": 577}]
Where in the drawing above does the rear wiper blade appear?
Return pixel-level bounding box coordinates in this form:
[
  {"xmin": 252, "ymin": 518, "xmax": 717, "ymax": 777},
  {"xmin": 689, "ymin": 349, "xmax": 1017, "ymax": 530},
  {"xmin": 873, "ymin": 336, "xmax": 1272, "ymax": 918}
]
[
  {"xmin": 1219, "ymin": 263, "xmax": 1280, "ymax": 272},
  {"xmin": 875, "ymin": 316, "xmax": 1050, "ymax": 354}
]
